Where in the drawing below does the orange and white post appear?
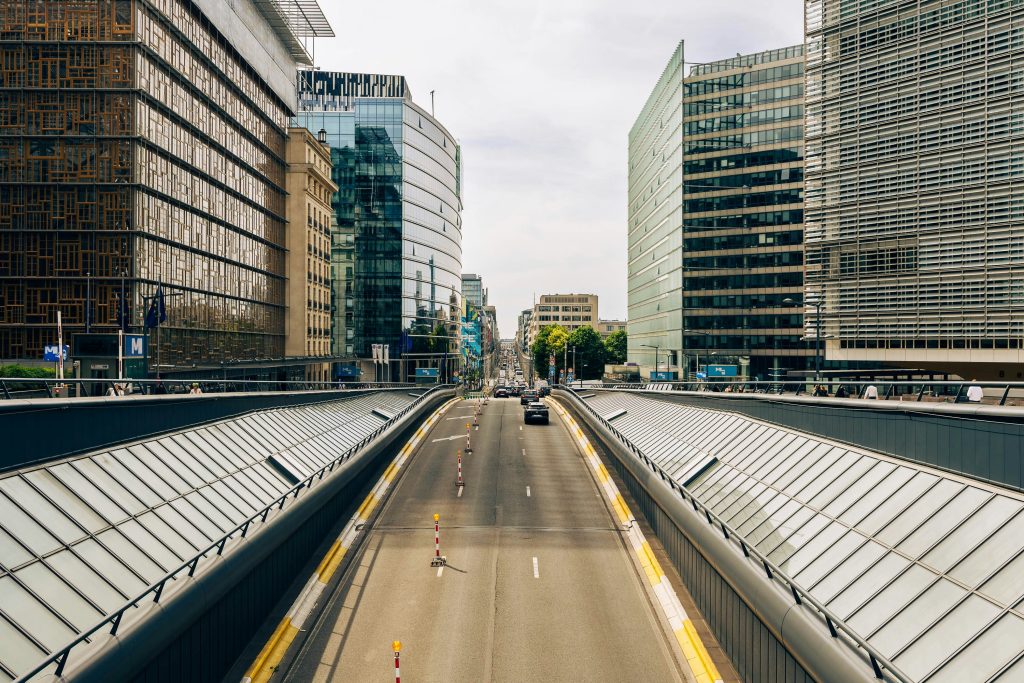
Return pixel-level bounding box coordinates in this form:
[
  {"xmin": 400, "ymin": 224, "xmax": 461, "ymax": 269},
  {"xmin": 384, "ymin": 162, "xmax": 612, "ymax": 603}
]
[
  {"xmin": 465, "ymin": 423, "xmax": 473, "ymax": 453},
  {"xmin": 456, "ymin": 449, "xmax": 464, "ymax": 488},
  {"xmin": 393, "ymin": 641, "xmax": 401, "ymax": 683}
]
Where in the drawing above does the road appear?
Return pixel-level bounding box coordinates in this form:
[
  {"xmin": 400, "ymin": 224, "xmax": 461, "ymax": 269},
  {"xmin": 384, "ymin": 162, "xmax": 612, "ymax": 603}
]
[{"xmin": 282, "ymin": 397, "xmax": 687, "ymax": 682}]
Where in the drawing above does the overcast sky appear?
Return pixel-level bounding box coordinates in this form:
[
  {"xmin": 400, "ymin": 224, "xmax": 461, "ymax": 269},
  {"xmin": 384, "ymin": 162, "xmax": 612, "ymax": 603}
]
[{"xmin": 315, "ymin": 0, "xmax": 805, "ymax": 336}]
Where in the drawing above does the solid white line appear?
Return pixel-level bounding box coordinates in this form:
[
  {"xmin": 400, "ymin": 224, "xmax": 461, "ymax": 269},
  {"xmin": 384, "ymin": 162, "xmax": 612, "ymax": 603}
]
[
  {"xmin": 457, "ymin": 486, "xmax": 464, "ymax": 497},
  {"xmin": 526, "ymin": 486, "xmax": 531, "ymax": 497},
  {"xmin": 522, "ymin": 448, "xmax": 526, "ymax": 456},
  {"xmin": 437, "ymin": 565, "xmax": 444, "ymax": 578},
  {"xmin": 519, "ymin": 426, "xmax": 523, "ymax": 431},
  {"xmin": 431, "ymin": 435, "xmax": 464, "ymax": 443},
  {"xmin": 532, "ymin": 556, "xmax": 539, "ymax": 578}
]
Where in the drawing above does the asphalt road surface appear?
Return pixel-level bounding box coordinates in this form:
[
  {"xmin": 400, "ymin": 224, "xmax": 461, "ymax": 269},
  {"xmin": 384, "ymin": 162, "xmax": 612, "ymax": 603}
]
[{"xmin": 282, "ymin": 397, "xmax": 687, "ymax": 682}]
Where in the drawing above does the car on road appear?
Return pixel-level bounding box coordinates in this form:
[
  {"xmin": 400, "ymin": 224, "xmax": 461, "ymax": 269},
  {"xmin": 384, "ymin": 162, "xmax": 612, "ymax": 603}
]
[
  {"xmin": 494, "ymin": 386, "xmax": 509, "ymax": 398},
  {"xmin": 524, "ymin": 401, "xmax": 549, "ymax": 424},
  {"xmin": 520, "ymin": 389, "xmax": 539, "ymax": 405}
]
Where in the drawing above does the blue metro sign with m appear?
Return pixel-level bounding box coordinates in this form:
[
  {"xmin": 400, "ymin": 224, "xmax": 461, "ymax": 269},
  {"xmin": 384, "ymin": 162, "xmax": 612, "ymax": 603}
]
[{"xmin": 124, "ymin": 335, "xmax": 147, "ymax": 358}]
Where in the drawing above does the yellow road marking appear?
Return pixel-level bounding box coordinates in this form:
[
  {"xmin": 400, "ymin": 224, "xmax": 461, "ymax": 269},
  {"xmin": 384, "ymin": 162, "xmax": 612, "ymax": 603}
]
[
  {"xmin": 550, "ymin": 397, "xmax": 724, "ymax": 683},
  {"xmin": 241, "ymin": 397, "xmax": 459, "ymax": 683}
]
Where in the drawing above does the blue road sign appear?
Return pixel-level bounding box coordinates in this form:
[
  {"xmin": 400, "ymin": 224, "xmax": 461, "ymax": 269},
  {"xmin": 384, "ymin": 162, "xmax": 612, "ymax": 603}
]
[
  {"xmin": 416, "ymin": 367, "xmax": 439, "ymax": 378},
  {"xmin": 707, "ymin": 364, "xmax": 738, "ymax": 377},
  {"xmin": 695, "ymin": 372, "xmax": 707, "ymax": 380},
  {"xmin": 124, "ymin": 335, "xmax": 147, "ymax": 358},
  {"xmin": 43, "ymin": 345, "xmax": 69, "ymax": 362}
]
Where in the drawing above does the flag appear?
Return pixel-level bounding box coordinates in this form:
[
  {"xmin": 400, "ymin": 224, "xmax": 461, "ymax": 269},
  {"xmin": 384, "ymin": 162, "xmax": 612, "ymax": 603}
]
[
  {"xmin": 116, "ymin": 290, "xmax": 130, "ymax": 332},
  {"xmin": 145, "ymin": 286, "xmax": 167, "ymax": 329}
]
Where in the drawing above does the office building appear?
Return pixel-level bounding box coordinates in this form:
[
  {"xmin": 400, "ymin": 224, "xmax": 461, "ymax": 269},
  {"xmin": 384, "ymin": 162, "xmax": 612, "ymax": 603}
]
[
  {"xmin": 805, "ymin": 1, "xmax": 1024, "ymax": 379},
  {"xmin": 629, "ymin": 41, "xmax": 811, "ymax": 380},
  {"xmin": 284, "ymin": 128, "xmax": 337, "ymax": 381},
  {"xmin": 518, "ymin": 308, "xmax": 533, "ymax": 351},
  {"xmin": 0, "ymin": 0, "xmax": 332, "ymax": 372},
  {"xmin": 598, "ymin": 319, "xmax": 627, "ymax": 338},
  {"xmin": 294, "ymin": 72, "xmax": 464, "ymax": 381},
  {"xmin": 462, "ymin": 273, "xmax": 487, "ymax": 308},
  {"xmin": 527, "ymin": 294, "xmax": 599, "ymax": 348}
]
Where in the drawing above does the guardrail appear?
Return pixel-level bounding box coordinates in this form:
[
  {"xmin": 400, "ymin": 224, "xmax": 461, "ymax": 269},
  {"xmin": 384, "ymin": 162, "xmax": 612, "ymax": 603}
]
[
  {"xmin": 608, "ymin": 379, "xmax": 1024, "ymax": 406},
  {"xmin": 15, "ymin": 384, "xmax": 454, "ymax": 683},
  {"xmin": 556, "ymin": 385, "xmax": 912, "ymax": 683},
  {"xmin": 0, "ymin": 377, "xmax": 419, "ymax": 400}
]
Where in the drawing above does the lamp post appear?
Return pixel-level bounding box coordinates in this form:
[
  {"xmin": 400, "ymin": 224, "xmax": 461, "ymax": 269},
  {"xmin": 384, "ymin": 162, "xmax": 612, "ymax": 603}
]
[
  {"xmin": 640, "ymin": 344, "xmax": 660, "ymax": 380},
  {"xmin": 683, "ymin": 329, "xmax": 711, "ymax": 380},
  {"xmin": 571, "ymin": 346, "xmax": 576, "ymax": 385},
  {"xmin": 784, "ymin": 297, "xmax": 823, "ymax": 381}
]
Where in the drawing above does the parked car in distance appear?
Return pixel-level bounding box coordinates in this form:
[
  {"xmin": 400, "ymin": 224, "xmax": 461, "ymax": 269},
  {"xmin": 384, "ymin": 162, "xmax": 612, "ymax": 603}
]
[
  {"xmin": 520, "ymin": 390, "xmax": 539, "ymax": 405},
  {"xmin": 524, "ymin": 402, "xmax": 549, "ymax": 424}
]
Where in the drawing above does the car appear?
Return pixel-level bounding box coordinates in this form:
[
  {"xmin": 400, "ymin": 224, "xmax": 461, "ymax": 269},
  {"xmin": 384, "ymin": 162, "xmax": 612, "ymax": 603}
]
[
  {"xmin": 509, "ymin": 385, "xmax": 522, "ymax": 397},
  {"xmin": 494, "ymin": 386, "xmax": 509, "ymax": 398},
  {"xmin": 537, "ymin": 385, "xmax": 551, "ymax": 397},
  {"xmin": 520, "ymin": 389, "xmax": 538, "ymax": 405},
  {"xmin": 524, "ymin": 401, "xmax": 549, "ymax": 424}
]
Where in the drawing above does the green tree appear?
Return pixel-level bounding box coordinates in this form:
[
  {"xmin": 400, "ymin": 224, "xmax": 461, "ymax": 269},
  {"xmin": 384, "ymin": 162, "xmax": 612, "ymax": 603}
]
[
  {"xmin": 531, "ymin": 324, "xmax": 569, "ymax": 381},
  {"xmin": 604, "ymin": 329, "xmax": 627, "ymax": 364},
  {"xmin": 566, "ymin": 325, "xmax": 606, "ymax": 380}
]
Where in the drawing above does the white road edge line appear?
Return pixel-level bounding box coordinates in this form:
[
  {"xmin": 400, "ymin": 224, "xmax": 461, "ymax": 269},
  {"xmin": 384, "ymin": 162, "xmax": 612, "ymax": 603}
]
[
  {"xmin": 436, "ymin": 566, "xmax": 444, "ymax": 578},
  {"xmin": 532, "ymin": 556, "xmax": 539, "ymax": 578},
  {"xmin": 526, "ymin": 486, "xmax": 531, "ymax": 497},
  {"xmin": 457, "ymin": 486, "xmax": 464, "ymax": 498}
]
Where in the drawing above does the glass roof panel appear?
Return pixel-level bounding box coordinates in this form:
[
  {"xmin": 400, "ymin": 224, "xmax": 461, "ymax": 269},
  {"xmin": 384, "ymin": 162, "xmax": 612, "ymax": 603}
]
[
  {"xmin": 0, "ymin": 575, "xmax": 76, "ymax": 650},
  {"xmin": 0, "ymin": 614, "xmax": 48, "ymax": 678},
  {"xmin": 868, "ymin": 577, "xmax": 965, "ymax": 657},
  {"xmin": 933, "ymin": 613, "xmax": 1024, "ymax": 683},
  {"xmin": 894, "ymin": 595, "xmax": 1001, "ymax": 681},
  {"xmin": 15, "ymin": 562, "xmax": 103, "ymax": 630}
]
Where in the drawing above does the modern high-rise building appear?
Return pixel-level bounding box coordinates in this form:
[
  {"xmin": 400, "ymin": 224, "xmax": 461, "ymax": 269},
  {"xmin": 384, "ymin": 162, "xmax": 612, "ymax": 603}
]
[
  {"xmin": 0, "ymin": 0, "xmax": 333, "ymax": 372},
  {"xmin": 805, "ymin": 1, "xmax": 1024, "ymax": 379},
  {"xmin": 461, "ymin": 273, "xmax": 487, "ymax": 308},
  {"xmin": 629, "ymin": 41, "xmax": 811, "ymax": 381},
  {"xmin": 284, "ymin": 127, "xmax": 337, "ymax": 381},
  {"xmin": 294, "ymin": 72, "xmax": 464, "ymax": 381}
]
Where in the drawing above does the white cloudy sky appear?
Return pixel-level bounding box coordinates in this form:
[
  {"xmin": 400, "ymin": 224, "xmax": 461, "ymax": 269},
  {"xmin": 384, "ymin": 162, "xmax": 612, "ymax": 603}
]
[{"xmin": 315, "ymin": 0, "xmax": 805, "ymax": 336}]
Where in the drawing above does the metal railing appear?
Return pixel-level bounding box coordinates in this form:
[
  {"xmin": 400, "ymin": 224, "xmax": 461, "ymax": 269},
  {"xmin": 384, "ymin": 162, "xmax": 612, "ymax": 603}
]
[
  {"xmin": 14, "ymin": 384, "xmax": 453, "ymax": 683},
  {"xmin": 609, "ymin": 379, "xmax": 1024, "ymax": 407},
  {"xmin": 556, "ymin": 385, "xmax": 912, "ymax": 683},
  {"xmin": 0, "ymin": 377, "xmax": 419, "ymax": 400}
]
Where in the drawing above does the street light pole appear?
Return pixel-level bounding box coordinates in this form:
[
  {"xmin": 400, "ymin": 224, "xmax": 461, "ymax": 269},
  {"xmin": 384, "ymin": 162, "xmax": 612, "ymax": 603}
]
[{"xmin": 640, "ymin": 344, "xmax": 660, "ymax": 379}]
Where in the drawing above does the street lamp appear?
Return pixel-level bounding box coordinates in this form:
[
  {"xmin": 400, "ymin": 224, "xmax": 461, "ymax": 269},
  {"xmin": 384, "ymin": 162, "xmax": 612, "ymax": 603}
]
[
  {"xmin": 640, "ymin": 344, "xmax": 660, "ymax": 379},
  {"xmin": 683, "ymin": 329, "xmax": 711, "ymax": 379},
  {"xmin": 784, "ymin": 296, "xmax": 823, "ymax": 381}
]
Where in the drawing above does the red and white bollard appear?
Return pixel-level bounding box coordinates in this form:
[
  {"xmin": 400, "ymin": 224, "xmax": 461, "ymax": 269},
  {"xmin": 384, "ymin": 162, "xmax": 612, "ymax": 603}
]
[
  {"xmin": 431, "ymin": 513, "xmax": 446, "ymax": 566},
  {"xmin": 456, "ymin": 449, "xmax": 464, "ymax": 488},
  {"xmin": 473, "ymin": 413, "xmax": 479, "ymax": 427},
  {"xmin": 465, "ymin": 423, "xmax": 473, "ymax": 453},
  {"xmin": 393, "ymin": 641, "xmax": 401, "ymax": 683}
]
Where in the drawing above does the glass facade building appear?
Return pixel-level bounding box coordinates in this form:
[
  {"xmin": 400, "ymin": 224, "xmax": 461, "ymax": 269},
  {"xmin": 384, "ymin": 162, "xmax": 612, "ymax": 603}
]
[
  {"xmin": 0, "ymin": 0, "xmax": 331, "ymax": 370},
  {"xmin": 805, "ymin": 0, "xmax": 1024, "ymax": 378},
  {"xmin": 295, "ymin": 72, "xmax": 463, "ymax": 380},
  {"xmin": 629, "ymin": 42, "xmax": 811, "ymax": 381}
]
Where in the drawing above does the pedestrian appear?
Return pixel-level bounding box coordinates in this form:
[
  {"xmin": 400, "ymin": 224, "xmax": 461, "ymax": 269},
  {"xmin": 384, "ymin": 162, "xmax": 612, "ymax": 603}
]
[
  {"xmin": 154, "ymin": 380, "xmax": 167, "ymax": 395},
  {"xmin": 966, "ymin": 380, "xmax": 983, "ymax": 403},
  {"xmin": 189, "ymin": 382, "xmax": 203, "ymax": 395},
  {"xmin": 835, "ymin": 385, "xmax": 849, "ymax": 398},
  {"xmin": 863, "ymin": 384, "xmax": 879, "ymax": 400},
  {"xmin": 106, "ymin": 384, "xmax": 118, "ymax": 397},
  {"xmin": 813, "ymin": 384, "xmax": 829, "ymax": 397}
]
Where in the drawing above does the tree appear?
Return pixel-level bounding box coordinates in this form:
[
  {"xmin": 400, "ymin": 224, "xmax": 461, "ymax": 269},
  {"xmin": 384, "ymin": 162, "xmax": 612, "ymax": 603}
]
[
  {"xmin": 531, "ymin": 324, "xmax": 569, "ymax": 381},
  {"xmin": 604, "ymin": 329, "xmax": 627, "ymax": 364},
  {"xmin": 566, "ymin": 325, "xmax": 606, "ymax": 380}
]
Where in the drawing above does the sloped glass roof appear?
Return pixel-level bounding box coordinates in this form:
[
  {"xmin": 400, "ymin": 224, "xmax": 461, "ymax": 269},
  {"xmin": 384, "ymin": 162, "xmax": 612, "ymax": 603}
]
[
  {"xmin": 0, "ymin": 390, "xmax": 423, "ymax": 682},
  {"xmin": 585, "ymin": 391, "xmax": 1024, "ymax": 682}
]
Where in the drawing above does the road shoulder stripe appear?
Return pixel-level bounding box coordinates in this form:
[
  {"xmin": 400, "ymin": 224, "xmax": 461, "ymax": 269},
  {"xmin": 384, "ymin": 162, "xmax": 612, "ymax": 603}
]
[
  {"xmin": 550, "ymin": 398, "xmax": 724, "ymax": 683},
  {"xmin": 241, "ymin": 397, "xmax": 459, "ymax": 683}
]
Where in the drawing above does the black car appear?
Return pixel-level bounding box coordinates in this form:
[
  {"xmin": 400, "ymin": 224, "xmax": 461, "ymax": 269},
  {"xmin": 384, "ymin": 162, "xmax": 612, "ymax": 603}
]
[
  {"xmin": 494, "ymin": 386, "xmax": 509, "ymax": 398},
  {"xmin": 537, "ymin": 385, "xmax": 551, "ymax": 397},
  {"xmin": 524, "ymin": 402, "xmax": 549, "ymax": 424},
  {"xmin": 520, "ymin": 390, "xmax": 539, "ymax": 405}
]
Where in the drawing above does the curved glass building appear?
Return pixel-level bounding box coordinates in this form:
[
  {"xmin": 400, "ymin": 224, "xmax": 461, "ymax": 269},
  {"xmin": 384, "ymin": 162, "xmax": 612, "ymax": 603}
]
[{"xmin": 295, "ymin": 73, "xmax": 463, "ymax": 380}]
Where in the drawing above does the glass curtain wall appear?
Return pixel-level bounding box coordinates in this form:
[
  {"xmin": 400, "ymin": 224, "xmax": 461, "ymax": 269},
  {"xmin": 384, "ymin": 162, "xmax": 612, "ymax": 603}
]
[{"xmin": 681, "ymin": 45, "xmax": 811, "ymax": 381}]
